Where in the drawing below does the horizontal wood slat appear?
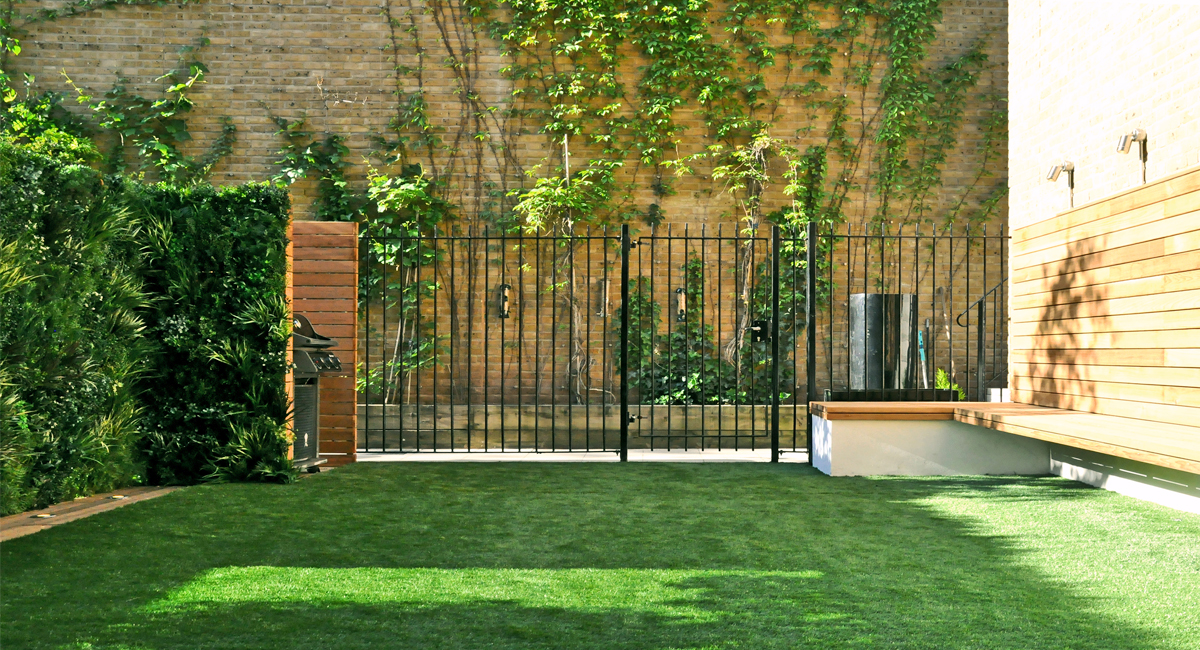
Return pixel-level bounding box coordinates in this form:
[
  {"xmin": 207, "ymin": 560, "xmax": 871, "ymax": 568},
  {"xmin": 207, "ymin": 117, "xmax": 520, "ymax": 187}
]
[
  {"xmin": 1011, "ymin": 377, "xmax": 1200, "ymax": 408},
  {"xmin": 293, "ymin": 273, "xmax": 358, "ymax": 287},
  {"xmin": 1009, "ymin": 348, "xmax": 1168, "ymax": 367},
  {"xmin": 319, "ymin": 440, "xmax": 358, "ymax": 454},
  {"xmin": 294, "ymin": 285, "xmax": 357, "ymax": 300},
  {"xmin": 310, "ymin": 325, "xmax": 356, "ymax": 340},
  {"xmin": 293, "ymin": 234, "xmax": 358, "ymax": 248},
  {"xmin": 295, "ymin": 310, "xmax": 355, "ymax": 325},
  {"xmin": 1013, "ymin": 167, "xmax": 1200, "ymax": 244},
  {"xmin": 1011, "ymin": 288, "xmax": 1200, "ymax": 323},
  {"xmin": 1010, "ymin": 362, "xmax": 1200, "ymax": 389},
  {"xmin": 1014, "ymin": 190, "xmax": 1200, "ymax": 255},
  {"xmin": 809, "ymin": 402, "xmax": 980, "ymax": 420},
  {"xmin": 1011, "ymin": 250, "xmax": 1200, "ymax": 303},
  {"xmin": 1009, "ymin": 309, "xmax": 1200, "ymax": 337},
  {"xmin": 320, "ymin": 414, "xmax": 356, "ymax": 429},
  {"xmin": 321, "ymin": 387, "xmax": 356, "ymax": 402},
  {"xmin": 294, "ymin": 260, "xmax": 357, "ymax": 274},
  {"xmin": 294, "ymin": 246, "xmax": 356, "ymax": 261},
  {"xmin": 1012, "ymin": 212, "xmax": 1200, "ymax": 271},
  {"xmin": 293, "ymin": 298, "xmax": 354, "ymax": 312},
  {"xmin": 1010, "ymin": 388, "xmax": 1200, "ymax": 430},
  {"xmin": 1011, "ymin": 329, "xmax": 1200, "ymax": 351},
  {"xmin": 293, "ymin": 222, "xmax": 359, "ymax": 236}
]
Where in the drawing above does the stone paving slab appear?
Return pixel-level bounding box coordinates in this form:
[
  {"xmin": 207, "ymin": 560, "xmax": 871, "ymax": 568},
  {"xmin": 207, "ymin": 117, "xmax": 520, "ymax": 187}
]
[
  {"xmin": 0, "ymin": 486, "xmax": 180, "ymax": 542},
  {"xmin": 358, "ymin": 449, "xmax": 811, "ymax": 463}
]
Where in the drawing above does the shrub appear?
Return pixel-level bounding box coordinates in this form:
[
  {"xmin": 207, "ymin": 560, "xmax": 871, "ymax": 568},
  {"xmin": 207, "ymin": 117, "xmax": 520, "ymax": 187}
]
[
  {"xmin": 124, "ymin": 181, "xmax": 293, "ymax": 485},
  {"xmin": 1, "ymin": 100, "xmax": 294, "ymax": 514},
  {"xmin": 0, "ymin": 141, "xmax": 148, "ymax": 514}
]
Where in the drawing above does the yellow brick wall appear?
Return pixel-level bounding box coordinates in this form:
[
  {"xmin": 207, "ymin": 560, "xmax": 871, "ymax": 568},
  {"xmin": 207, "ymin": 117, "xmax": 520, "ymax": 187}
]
[
  {"xmin": 12, "ymin": 0, "xmax": 1009, "ymax": 228},
  {"xmin": 1008, "ymin": 1, "xmax": 1200, "ymax": 230}
]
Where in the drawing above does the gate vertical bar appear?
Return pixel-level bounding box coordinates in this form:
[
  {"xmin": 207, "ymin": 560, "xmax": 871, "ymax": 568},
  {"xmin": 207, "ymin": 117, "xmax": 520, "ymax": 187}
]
[
  {"xmin": 619, "ymin": 225, "xmax": 631, "ymax": 462},
  {"xmin": 805, "ymin": 221, "xmax": 818, "ymax": 462},
  {"xmin": 770, "ymin": 225, "xmax": 781, "ymax": 463},
  {"xmin": 976, "ymin": 300, "xmax": 986, "ymax": 401}
]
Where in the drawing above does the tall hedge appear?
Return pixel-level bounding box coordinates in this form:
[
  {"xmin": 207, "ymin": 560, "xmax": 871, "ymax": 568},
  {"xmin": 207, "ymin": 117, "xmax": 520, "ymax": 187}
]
[
  {"xmin": 0, "ymin": 141, "xmax": 148, "ymax": 513},
  {"xmin": 126, "ymin": 182, "xmax": 292, "ymax": 485},
  {"xmin": 0, "ymin": 133, "xmax": 294, "ymax": 515}
]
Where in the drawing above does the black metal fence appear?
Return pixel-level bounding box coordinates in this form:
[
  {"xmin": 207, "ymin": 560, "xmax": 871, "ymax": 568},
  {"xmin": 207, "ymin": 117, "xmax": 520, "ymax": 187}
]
[
  {"xmin": 360, "ymin": 225, "xmax": 806, "ymax": 456},
  {"xmin": 805, "ymin": 222, "xmax": 1009, "ymax": 403},
  {"xmin": 359, "ymin": 221, "xmax": 1007, "ymax": 458}
]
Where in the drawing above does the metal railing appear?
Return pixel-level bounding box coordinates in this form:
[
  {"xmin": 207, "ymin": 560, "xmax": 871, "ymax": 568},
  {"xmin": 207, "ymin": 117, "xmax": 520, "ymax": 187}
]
[
  {"xmin": 803, "ymin": 222, "xmax": 1008, "ymax": 404},
  {"xmin": 957, "ymin": 278, "xmax": 1008, "ymax": 402}
]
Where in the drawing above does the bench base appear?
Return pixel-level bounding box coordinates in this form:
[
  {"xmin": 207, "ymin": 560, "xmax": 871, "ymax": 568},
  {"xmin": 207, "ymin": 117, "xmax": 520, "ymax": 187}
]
[
  {"xmin": 1051, "ymin": 445, "xmax": 1200, "ymax": 515},
  {"xmin": 812, "ymin": 415, "xmax": 1051, "ymax": 477}
]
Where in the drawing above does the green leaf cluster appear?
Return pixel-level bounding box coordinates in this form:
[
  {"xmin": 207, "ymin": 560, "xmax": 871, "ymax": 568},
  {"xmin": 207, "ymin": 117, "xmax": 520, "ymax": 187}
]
[
  {"xmin": 0, "ymin": 140, "xmax": 147, "ymax": 513},
  {"xmin": 0, "ymin": 112, "xmax": 293, "ymax": 514}
]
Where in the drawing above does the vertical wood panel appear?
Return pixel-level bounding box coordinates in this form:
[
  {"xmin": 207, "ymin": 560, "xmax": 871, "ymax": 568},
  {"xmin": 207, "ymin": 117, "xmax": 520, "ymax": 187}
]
[{"xmin": 292, "ymin": 221, "xmax": 358, "ymax": 467}]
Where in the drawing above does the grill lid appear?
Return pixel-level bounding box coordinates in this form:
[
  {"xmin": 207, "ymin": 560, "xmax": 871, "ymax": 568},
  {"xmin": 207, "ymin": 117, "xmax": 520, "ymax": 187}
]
[{"xmin": 293, "ymin": 313, "xmax": 336, "ymax": 349}]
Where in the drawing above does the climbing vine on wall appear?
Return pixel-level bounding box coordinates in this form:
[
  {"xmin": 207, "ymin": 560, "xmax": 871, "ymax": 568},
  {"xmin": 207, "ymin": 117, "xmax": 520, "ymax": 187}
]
[{"xmin": 3, "ymin": 0, "xmax": 1009, "ymax": 406}]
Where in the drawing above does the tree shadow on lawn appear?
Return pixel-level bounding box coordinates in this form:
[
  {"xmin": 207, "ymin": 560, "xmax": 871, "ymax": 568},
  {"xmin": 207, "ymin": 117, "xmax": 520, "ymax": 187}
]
[{"xmin": 1, "ymin": 463, "xmax": 1189, "ymax": 649}]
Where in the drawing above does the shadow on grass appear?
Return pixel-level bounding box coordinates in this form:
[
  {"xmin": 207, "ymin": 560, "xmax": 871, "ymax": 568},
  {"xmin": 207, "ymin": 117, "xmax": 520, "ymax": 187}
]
[{"xmin": 1, "ymin": 463, "xmax": 1190, "ymax": 649}]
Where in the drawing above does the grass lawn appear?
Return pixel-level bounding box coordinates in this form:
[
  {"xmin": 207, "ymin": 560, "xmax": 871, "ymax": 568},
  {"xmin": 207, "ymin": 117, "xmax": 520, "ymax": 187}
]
[{"xmin": 3, "ymin": 462, "xmax": 1199, "ymax": 649}]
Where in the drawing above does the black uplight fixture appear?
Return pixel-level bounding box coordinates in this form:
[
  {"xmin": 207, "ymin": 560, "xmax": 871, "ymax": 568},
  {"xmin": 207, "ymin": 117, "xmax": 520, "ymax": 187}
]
[
  {"xmin": 1046, "ymin": 160, "xmax": 1076, "ymax": 207},
  {"xmin": 1117, "ymin": 128, "xmax": 1148, "ymax": 183},
  {"xmin": 498, "ymin": 284, "xmax": 512, "ymax": 319}
]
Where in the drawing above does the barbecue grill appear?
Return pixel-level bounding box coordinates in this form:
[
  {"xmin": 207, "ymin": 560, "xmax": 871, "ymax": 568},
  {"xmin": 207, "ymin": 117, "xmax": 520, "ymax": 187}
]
[{"xmin": 292, "ymin": 314, "xmax": 342, "ymax": 472}]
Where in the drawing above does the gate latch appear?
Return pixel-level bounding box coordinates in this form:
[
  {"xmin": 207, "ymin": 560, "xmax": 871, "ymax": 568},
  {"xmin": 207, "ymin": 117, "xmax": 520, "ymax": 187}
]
[
  {"xmin": 749, "ymin": 320, "xmax": 772, "ymax": 342},
  {"xmin": 625, "ymin": 412, "xmax": 642, "ymax": 424}
]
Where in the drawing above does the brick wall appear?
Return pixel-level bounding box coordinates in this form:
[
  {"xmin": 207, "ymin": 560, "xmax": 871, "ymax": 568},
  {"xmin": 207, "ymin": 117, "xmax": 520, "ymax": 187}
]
[
  {"xmin": 12, "ymin": 0, "xmax": 1009, "ymax": 228},
  {"xmin": 1008, "ymin": 1, "xmax": 1200, "ymax": 230},
  {"xmin": 292, "ymin": 222, "xmax": 358, "ymax": 466}
]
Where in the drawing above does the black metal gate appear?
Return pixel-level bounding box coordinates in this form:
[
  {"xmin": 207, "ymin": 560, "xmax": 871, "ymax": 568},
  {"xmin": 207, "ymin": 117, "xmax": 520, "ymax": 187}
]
[{"xmin": 360, "ymin": 224, "xmax": 810, "ymax": 459}]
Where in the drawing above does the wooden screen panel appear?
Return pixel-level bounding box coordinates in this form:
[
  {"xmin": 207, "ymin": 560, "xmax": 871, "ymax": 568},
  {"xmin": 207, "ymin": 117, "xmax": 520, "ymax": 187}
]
[
  {"xmin": 1010, "ymin": 166, "xmax": 1200, "ymax": 429},
  {"xmin": 292, "ymin": 221, "xmax": 358, "ymax": 467}
]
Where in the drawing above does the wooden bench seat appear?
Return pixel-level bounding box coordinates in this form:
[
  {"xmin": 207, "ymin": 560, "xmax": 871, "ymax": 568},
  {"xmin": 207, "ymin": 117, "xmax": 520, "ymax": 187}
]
[
  {"xmin": 809, "ymin": 401, "xmax": 1200, "ymax": 476},
  {"xmin": 955, "ymin": 404, "xmax": 1200, "ymax": 475}
]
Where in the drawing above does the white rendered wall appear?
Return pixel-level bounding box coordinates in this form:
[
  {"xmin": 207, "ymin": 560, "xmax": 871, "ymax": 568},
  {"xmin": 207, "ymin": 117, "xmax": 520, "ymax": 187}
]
[
  {"xmin": 1008, "ymin": 1, "xmax": 1200, "ymax": 229},
  {"xmin": 810, "ymin": 416, "xmax": 1051, "ymax": 476},
  {"xmin": 1051, "ymin": 445, "xmax": 1200, "ymax": 514}
]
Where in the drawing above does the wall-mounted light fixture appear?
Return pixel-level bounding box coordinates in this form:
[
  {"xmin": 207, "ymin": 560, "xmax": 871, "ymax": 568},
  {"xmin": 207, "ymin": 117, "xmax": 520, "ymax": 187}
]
[
  {"xmin": 1117, "ymin": 128, "xmax": 1148, "ymax": 183},
  {"xmin": 498, "ymin": 284, "xmax": 512, "ymax": 319},
  {"xmin": 675, "ymin": 288, "xmax": 687, "ymax": 322},
  {"xmin": 1046, "ymin": 160, "xmax": 1076, "ymax": 207}
]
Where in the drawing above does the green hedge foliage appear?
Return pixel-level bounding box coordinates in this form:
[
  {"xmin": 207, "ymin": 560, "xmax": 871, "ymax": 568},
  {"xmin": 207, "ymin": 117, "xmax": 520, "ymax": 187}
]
[
  {"xmin": 1, "ymin": 112, "xmax": 293, "ymax": 515},
  {"xmin": 127, "ymin": 181, "xmax": 292, "ymax": 485}
]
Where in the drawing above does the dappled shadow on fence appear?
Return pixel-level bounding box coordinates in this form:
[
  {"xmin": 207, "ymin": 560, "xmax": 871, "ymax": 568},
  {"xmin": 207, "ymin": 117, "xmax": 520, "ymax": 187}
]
[{"xmin": 3, "ymin": 464, "xmax": 1192, "ymax": 649}]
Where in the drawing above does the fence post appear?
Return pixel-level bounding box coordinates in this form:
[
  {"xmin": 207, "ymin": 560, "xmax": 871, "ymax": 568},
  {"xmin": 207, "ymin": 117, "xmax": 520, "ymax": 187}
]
[
  {"xmin": 771, "ymin": 225, "xmax": 781, "ymax": 463},
  {"xmin": 804, "ymin": 221, "xmax": 818, "ymax": 463},
  {"xmin": 619, "ymin": 225, "xmax": 630, "ymax": 462},
  {"xmin": 976, "ymin": 301, "xmax": 986, "ymax": 402}
]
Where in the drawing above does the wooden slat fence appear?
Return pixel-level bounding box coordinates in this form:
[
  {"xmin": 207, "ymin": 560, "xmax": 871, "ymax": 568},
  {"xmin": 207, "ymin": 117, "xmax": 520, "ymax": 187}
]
[
  {"xmin": 1010, "ymin": 166, "xmax": 1200, "ymax": 428},
  {"xmin": 292, "ymin": 221, "xmax": 359, "ymax": 466}
]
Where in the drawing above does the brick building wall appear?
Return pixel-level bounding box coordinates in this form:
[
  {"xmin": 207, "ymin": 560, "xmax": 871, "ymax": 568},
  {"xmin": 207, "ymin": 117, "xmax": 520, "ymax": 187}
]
[
  {"xmin": 1008, "ymin": 1, "xmax": 1200, "ymax": 230},
  {"xmin": 12, "ymin": 0, "xmax": 1013, "ymax": 407},
  {"xmin": 12, "ymin": 0, "xmax": 1009, "ymax": 228}
]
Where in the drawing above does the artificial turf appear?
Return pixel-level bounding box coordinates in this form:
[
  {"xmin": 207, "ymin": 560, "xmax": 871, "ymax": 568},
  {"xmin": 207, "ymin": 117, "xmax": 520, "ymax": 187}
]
[{"xmin": 2, "ymin": 462, "xmax": 1198, "ymax": 649}]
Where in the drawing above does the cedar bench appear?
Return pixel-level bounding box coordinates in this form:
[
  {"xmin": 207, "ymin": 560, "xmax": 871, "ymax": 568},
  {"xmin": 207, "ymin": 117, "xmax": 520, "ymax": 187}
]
[{"xmin": 809, "ymin": 401, "xmax": 1200, "ymax": 512}]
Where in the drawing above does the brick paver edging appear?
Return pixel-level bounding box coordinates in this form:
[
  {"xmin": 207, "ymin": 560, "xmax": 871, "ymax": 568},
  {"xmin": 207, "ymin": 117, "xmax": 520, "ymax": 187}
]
[{"xmin": 0, "ymin": 486, "xmax": 180, "ymax": 542}]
